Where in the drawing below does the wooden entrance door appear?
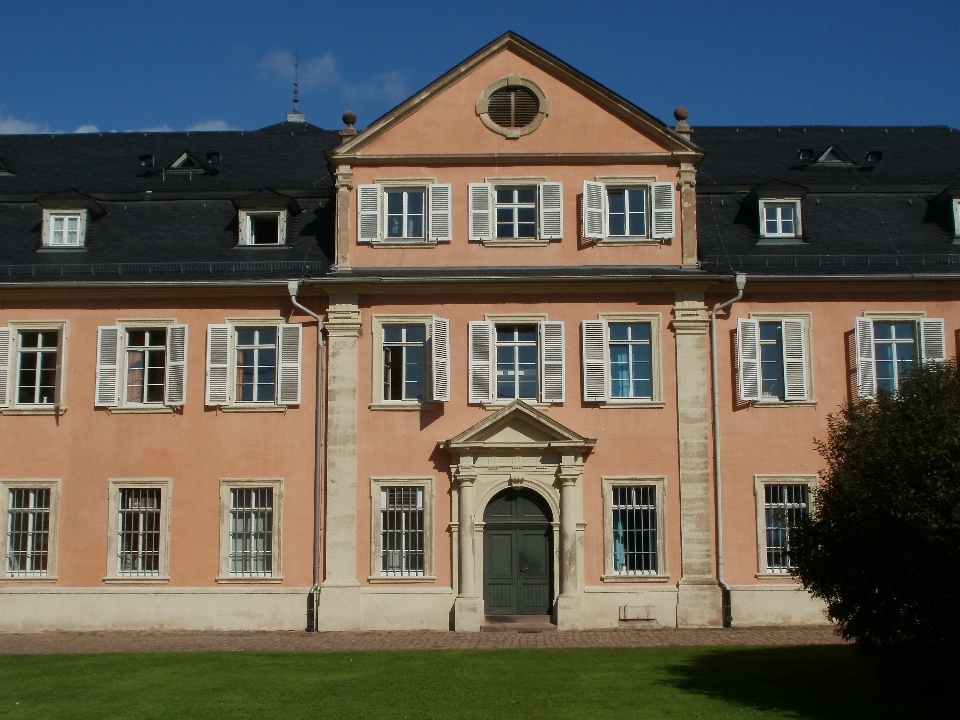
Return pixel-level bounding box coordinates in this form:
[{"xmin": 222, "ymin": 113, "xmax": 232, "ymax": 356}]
[{"xmin": 483, "ymin": 489, "xmax": 553, "ymax": 615}]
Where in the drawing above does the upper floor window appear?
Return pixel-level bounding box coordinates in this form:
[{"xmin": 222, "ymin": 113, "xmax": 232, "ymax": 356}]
[
  {"xmin": 357, "ymin": 183, "xmax": 451, "ymax": 244},
  {"xmin": 468, "ymin": 319, "xmax": 564, "ymax": 404},
  {"xmin": 855, "ymin": 316, "xmax": 946, "ymax": 400},
  {"xmin": 371, "ymin": 316, "xmax": 449, "ymax": 407},
  {"xmin": 581, "ymin": 315, "xmax": 663, "ymax": 405},
  {"xmin": 759, "ymin": 200, "xmax": 801, "ymax": 240},
  {"xmin": 0, "ymin": 324, "xmax": 65, "ymax": 412},
  {"xmin": 383, "ymin": 324, "xmax": 426, "ymax": 401},
  {"xmin": 42, "ymin": 210, "xmax": 86, "ymax": 247},
  {"xmin": 583, "ymin": 180, "xmax": 674, "ymax": 242},
  {"xmin": 204, "ymin": 322, "xmax": 301, "ymax": 407},
  {"xmin": 95, "ymin": 324, "xmax": 187, "ymax": 409},
  {"xmin": 239, "ymin": 210, "xmax": 285, "ymax": 245},
  {"xmin": 737, "ymin": 317, "xmax": 810, "ymax": 403},
  {"xmin": 608, "ymin": 322, "xmax": 653, "ymax": 400},
  {"xmin": 468, "ymin": 182, "xmax": 562, "ymax": 244}
]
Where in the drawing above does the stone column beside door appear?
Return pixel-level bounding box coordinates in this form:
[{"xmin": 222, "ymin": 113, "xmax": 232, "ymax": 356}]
[{"xmin": 453, "ymin": 468, "xmax": 480, "ymax": 631}]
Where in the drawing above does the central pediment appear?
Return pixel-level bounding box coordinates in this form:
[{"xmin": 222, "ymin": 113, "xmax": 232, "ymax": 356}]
[{"xmin": 440, "ymin": 400, "xmax": 596, "ymax": 452}]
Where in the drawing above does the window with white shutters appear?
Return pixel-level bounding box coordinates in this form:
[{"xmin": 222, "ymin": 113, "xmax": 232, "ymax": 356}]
[
  {"xmin": 582, "ymin": 316, "xmax": 662, "ymax": 404},
  {"xmin": 738, "ymin": 317, "xmax": 809, "ymax": 403},
  {"xmin": 471, "ymin": 320, "xmax": 565, "ymax": 404},
  {"xmin": 359, "ymin": 184, "xmax": 451, "ymax": 244},
  {"xmin": 856, "ymin": 317, "xmax": 945, "ymax": 399},
  {"xmin": 582, "ymin": 181, "xmax": 673, "ymax": 241},
  {"xmin": 205, "ymin": 323, "xmax": 299, "ymax": 407},
  {"xmin": 383, "ymin": 324, "xmax": 426, "ymax": 402}
]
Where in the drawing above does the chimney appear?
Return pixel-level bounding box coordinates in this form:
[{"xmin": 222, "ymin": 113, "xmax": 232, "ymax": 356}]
[{"xmin": 674, "ymin": 106, "xmax": 691, "ymax": 141}]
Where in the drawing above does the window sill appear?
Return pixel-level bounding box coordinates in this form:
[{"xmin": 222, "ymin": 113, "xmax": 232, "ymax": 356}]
[
  {"xmin": 368, "ymin": 402, "xmax": 440, "ymax": 411},
  {"xmin": 216, "ymin": 404, "xmax": 288, "ymax": 413},
  {"xmin": 1, "ymin": 406, "xmax": 65, "ymax": 416},
  {"xmin": 216, "ymin": 576, "xmax": 283, "ymax": 584},
  {"xmin": 751, "ymin": 400, "xmax": 818, "ymax": 408},
  {"xmin": 0, "ymin": 576, "xmax": 58, "ymax": 583},
  {"xmin": 371, "ymin": 240, "xmax": 437, "ymax": 248},
  {"xmin": 597, "ymin": 238, "xmax": 660, "ymax": 246},
  {"xmin": 757, "ymin": 237, "xmax": 804, "ymax": 245},
  {"xmin": 481, "ymin": 238, "xmax": 550, "ymax": 247},
  {"xmin": 233, "ymin": 244, "xmax": 290, "ymax": 249},
  {"xmin": 599, "ymin": 401, "xmax": 665, "ymax": 409},
  {"xmin": 37, "ymin": 246, "xmax": 87, "ymax": 252},
  {"xmin": 102, "ymin": 576, "xmax": 170, "ymax": 585},
  {"xmin": 601, "ymin": 574, "xmax": 670, "ymax": 583},
  {"xmin": 755, "ymin": 572, "xmax": 799, "ymax": 581},
  {"xmin": 482, "ymin": 401, "xmax": 552, "ymax": 411},
  {"xmin": 367, "ymin": 575, "xmax": 437, "ymax": 584},
  {"xmin": 108, "ymin": 405, "xmax": 175, "ymax": 415}
]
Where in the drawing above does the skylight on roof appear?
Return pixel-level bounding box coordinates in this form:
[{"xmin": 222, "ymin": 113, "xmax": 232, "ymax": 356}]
[
  {"xmin": 816, "ymin": 145, "xmax": 853, "ymax": 165},
  {"xmin": 170, "ymin": 152, "xmax": 202, "ymax": 170}
]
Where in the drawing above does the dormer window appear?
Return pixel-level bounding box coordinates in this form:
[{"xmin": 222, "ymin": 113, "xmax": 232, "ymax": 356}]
[
  {"xmin": 798, "ymin": 149, "xmax": 814, "ymax": 162},
  {"xmin": 42, "ymin": 210, "xmax": 86, "ymax": 247},
  {"xmin": 139, "ymin": 155, "xmax": 154, "ymax": 168},
  {"xmin": 760, "ymin": 200, "xmax": 801, "ymax": 240},
  {"xmin": 865, "ymin": 151, "xmax": 882, "ymax": 164},
  {"xmin": 206, "ymin": 152, "xmax": 221, "ymax": 166},
  {"xmin": 239, "ymin": 210, "xmax": 286, "ymax": 245}
]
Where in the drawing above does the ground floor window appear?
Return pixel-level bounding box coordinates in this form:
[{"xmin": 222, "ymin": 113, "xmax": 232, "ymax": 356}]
[
  {"xmin": 229, "ymin": 487, "xmax": 274, "ymax": 577},
  {"xmin": 370, "ymin": 477, "xmax": 434, "ymax": 581},
  {"xmin": 762, "ymin": 483, "xmax": 810, "ymax": 573},
  {"xmin": 106, "ymin": 479, "xmax": 170, "ymax": 581},
  {"xmin": 602, "ymin": 477, "xmax": 666, "ymax": 580},
  {"xmin": 5, "ymin": 487, "xmax": 51, "ymax": 577}
]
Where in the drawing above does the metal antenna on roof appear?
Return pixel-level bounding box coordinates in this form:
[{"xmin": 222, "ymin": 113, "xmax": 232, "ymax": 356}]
[{"xmin": 286, "ymin": 50, "xmax": 307, "ymax": 124}]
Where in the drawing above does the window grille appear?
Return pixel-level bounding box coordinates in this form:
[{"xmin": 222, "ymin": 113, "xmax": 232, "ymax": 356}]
[
  {"xmin": 235, "ymin": 327, "xmax": 276, "ymax": 402},
  {"xmin": 117, "ymin": 488, "xmax": 161, "ymax": 576},
  {"xmin": 612, "ymin": 485, "xmax": 658, "ymax": 575},
  {"xmin": 6, "ymin": 488, "xmax": 50, "ymax": 577},
  {"xmin": 380, "ymin": 486, "xmax": 424, "ymax": 576},
  {"xmin": 382, "ymin": 325, "xmax": 426, "ymax": 401},
  {"xmin": 229, "ymin": 487, "xmax": 273, "ymax": 577},
  {"xmin": 17, "ymin": 330, "xmax": 58, "ymax": 405},
  {"xmin": 495, "ymin": 325, "xmax": 538, "ymax": 400},
  {"xmin": 126, "ymin": 329, "xmax": 166, "ymax": 403},
  {"xmin": 764, "ymin": 484, "xmax": 809, "ymax": 572}
]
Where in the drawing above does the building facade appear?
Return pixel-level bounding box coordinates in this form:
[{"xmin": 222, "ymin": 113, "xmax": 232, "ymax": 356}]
[{"xmin": 1, "ymin": 33, "xmax": 959, "ymax": 631}]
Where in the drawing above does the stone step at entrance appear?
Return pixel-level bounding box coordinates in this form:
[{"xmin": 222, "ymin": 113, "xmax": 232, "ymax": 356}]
[{"xmin": 480, "ymin": 615, "xmax": 557, "ymax": 633}]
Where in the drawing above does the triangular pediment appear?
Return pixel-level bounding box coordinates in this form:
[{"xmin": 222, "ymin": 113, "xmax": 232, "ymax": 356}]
[
  {"xmin": 815, "ymin": 145, "xmax": 853, "ymax": 165},
  {"xmin": 441, "ymin": 400, "xmax": 596, "ymax": 451},
  {"xmin": 331, "ymin": 32, "xmax": 699, "ymax": 160},
  {"xmin": 170, "ymin": 152, "xmax": 203, "ymax": 170}
]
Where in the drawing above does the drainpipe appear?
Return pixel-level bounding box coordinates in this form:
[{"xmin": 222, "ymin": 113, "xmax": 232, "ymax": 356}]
[
  {"xmin": 710, "ymin": 272, "xmax": 746, "ymax": 628},
  {"xmin": 288, "ymin": 280, "xmax": 325, "ymax": 631}
]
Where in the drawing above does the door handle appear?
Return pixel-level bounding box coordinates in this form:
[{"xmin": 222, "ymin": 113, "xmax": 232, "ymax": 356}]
[{"xmin": 521, "ymin": 567, "xmax": 528, "ymax": 573}]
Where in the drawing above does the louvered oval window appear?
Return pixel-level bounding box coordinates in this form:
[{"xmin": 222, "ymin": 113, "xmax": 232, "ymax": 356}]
[{"xmin": 487, "ymin": 86, "xmax": 540, "ymax": 129}]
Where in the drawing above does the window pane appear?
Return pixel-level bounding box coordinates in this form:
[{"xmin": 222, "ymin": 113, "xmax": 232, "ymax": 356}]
[
  {"xmin": 386, "ymin": 192, "xmax": 403, "ymax": 213},
  {"xmin": 383, "ymin": 326, "xmax": 402, "ymax": 343},
  {"xmin": 496, "ymin": 189, "xmax": 514, "ymax": 204},
  {"xmin": 630, "ymin": 323, "xmax": 650, "ymax": 341},
  {"xmin": 258, "ymin": 328, "xmax": 276, "ymax": 345},
  {"xmin": 609, "ymin": 323, "xmax": 628, "ymax": 341},
  {"xmin": 612, "ymin": 485, "xmax": 657, "ymax": 575},
  {"xmin": 516, "ymin": 188, "xmax": 536, "ymax": 203},
  {"xmin": 607, "ymin": 190, "xmax": 625, "ymax": 213},
  {"xmin": 517, "ymin": 326, "xmax": 536, "ymax": 342},
  {"xmin": 387, "ymin": 215, "xmax": 403, "ymax": 237},
  {"xmin": 407, "ymin": 215, "xmax": 423, "ymax": 238},
  {"xmin": 405, "ymin": 325, "xmax": 425, "ymax": 343},
  {"xmin": 236, "ymin": 328, "xmax": 255, "ymax": 345},
  {"xmin": 406, "ymin": 191, "xmax": 424, "ymax": 214}
]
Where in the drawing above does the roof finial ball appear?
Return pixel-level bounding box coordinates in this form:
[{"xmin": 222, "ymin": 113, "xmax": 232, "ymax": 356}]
[
  {"xmin": 674, "ymin": 106, "xmax": 691, "ymax": 140},
  {"xmin": 340, "ymin": 111, "xmax": 358, "ymax": 143}
]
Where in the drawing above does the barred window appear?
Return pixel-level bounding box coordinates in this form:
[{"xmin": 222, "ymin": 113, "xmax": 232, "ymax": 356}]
[
  {"xmin": 380, "ymin": 486, "xmax": 424, "ymax": 576},
  {"xmin": 230, "ymin": 487, "xmax": 273, "ymax": 577},
  {"xmin": 612, "ymin": 485, "xmax": 658, "ymax": 575},
  {"xmin": 117, "ymin": 488, "xmax": 161, "ymax": 577},
  {"xmin": 6, "ymin": 488, "xmax": 50, "ymax": 577},
  {"xmin": 764, "ymin": 484, "xmax": 810, "ymax": 573}
]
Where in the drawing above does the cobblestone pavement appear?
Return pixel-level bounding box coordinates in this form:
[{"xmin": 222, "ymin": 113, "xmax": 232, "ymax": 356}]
[{"xmin": 0, "ymin": 626, "xmax": 845, "ymax": 655}]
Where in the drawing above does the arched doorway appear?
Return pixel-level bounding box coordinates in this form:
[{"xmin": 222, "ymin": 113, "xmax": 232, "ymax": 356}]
[{"xmin": 483, "ymin": 488, "xmax": 554, "ymax": 616}]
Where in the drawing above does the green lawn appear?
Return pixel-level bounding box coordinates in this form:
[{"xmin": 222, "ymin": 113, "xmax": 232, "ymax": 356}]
[{"xmin": 0, "ymin": 645, "xmax": 935, "ymax": 719}]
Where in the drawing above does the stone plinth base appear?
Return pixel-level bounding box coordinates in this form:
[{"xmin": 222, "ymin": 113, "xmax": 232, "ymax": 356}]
[
  {"xmin": 454, "ymin": 596, "xmax": 481, "ymax": 632},
  {"xmin": 676, "ymin": 580, "xmax": 723, "ymax": 627},
  {"xmin": 316, "ymin": 581, "xmax": 362, "ymax": 631},
  {"xmin": 556, "ymin": 594, "xmax": 583, "ymax": 630}
]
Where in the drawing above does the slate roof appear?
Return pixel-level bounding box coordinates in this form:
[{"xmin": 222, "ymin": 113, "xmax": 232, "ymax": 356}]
[{"xmin": 695, "ymin": 126, "xmax": 960, "ymax": 276}]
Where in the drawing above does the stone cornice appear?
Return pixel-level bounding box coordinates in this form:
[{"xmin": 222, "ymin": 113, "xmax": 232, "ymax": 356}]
[{"xmin": 328, "ymin": 152, "xmax": 700, "ymax": 167}]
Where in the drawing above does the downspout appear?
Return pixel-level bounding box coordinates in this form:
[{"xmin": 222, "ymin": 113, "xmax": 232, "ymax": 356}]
[
  {"xmin": 288, "ymin": 280, "xmax": 325, "ymax": 631},
  {"xmin": 710, "ymin": 272, "xmax": 746, "ymax": 628}
]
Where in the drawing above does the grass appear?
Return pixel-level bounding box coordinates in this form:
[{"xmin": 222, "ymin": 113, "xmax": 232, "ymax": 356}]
[{"xmin": 0, "ymin": 645, "xmax": 937, "ymax": 719}]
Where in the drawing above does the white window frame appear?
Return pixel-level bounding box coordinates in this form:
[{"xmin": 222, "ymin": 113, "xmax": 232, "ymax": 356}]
[
  {"xmin": 605, "ymin": 186, "xmax": 650, "ymax": 240},
  {"xmin": 104, "ymin": 478, "xmax": 172, "ymax": 583},
  {"xmin": 601, "ymin": 476, "xmax": 668, "ymax": 582},
  {"xmin": 218, "ymin": 477, "xmax": 283, "ymax": 583},
  {"xmin": 0, "ymin": 479, "xmax": 60, "ymax": 581},
  {"xmin": 206, "ymin": 318, "xmax": 300, "ymax": 410},
  {"xmin": 759, "ymin": 199, "xmax": 802, "ymax": 240},
  {"xmin": 358, "ymin": 178, "xmax": 452, "ymax": 245},
  {"xmin": 42, "ymin": 209, "xmax": 87, "ymax": 247},
  {"xmin": 1, "ymin": 321, "xmax": 67, "ymax": 415},
  {"xmin": 585, "ymin": 177, "xmax": 673, "ymax": 244},
  {"xmin": 856, "ymin": 311, "xmax": 945, "ymax": 400},
  {"xmin": 755, "ymin": 474, "xmax": 817, "ymax": 577},
  {"xmin": 470, "ymin": 177, "xmax": 561, "ymax": 246},
  {"xmin": 238, "ymin": 210, "xmax": 287, "ymax": 246},
  {"xmin": 599, "ymin": 313, "xmax": 662, "ymax": 407},
  {"xmin": 370, "ymin": 315, "xmax": 450, "ymax": 409},
  {"xmin": 368, "ymin": 476, "xmax": 435, "ymax": 582},
  {"xmin": 98, "ymin": 319, "xmax": 185, "ymax": 413},
  {"xmin": 383, "ymin": 187, "xmax": 427, "ymax": 241},
  {"xmin": 744, "ymin": 312, "xmax": 814, "ymax": 405}
]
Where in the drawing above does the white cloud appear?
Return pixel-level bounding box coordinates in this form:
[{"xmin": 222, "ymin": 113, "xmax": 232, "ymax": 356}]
[
  {"xmin": 257, "ymin": 51, "xmax": 406, "ymax": 106},
  {"xmin": 74, "ymin": 124, "xmax": 99, "ymax": 134},
  {"xmin": 186, "ymin": 120, "xmax": 237, "ymax": 132},
  {"xmin": 0, "ymin": 111, "xmax": 49, "ymax": 134}
]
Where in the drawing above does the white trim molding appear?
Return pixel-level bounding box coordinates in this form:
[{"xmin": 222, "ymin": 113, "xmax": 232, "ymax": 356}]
[
  {"xmin": 218, "ymin": 477, "xmax": 284, "ymax": 584},
  {"xmin": 104, "ymin": 478, "xmax": 172, "ymax": 584},
  {"xmin": 0, "ymin": 479, "xmax": 61, "ymax": 582},
  {"xmin": 368, "ymin": 476, "xmax": 436, "ymax": 583},
  {"xmin": 601, "ymin": 476, "xmax": 669, "ymax": 583}
]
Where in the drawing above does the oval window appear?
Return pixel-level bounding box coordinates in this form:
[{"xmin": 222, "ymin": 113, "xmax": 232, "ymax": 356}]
[{"xmin": 486, "ymin": 86, "xmax": 540, "ymax": 129}]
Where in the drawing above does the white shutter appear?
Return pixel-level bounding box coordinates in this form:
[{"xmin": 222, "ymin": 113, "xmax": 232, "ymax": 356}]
[
  {"xmin": 538, "ymin": 182, "xmax": 563, "ymax": 240},
  {"xmin": 0, "ymin": 328, "xmax": 11, "ymax": 407},
  {"xmin": 164, "ymin": 324, "xmax": 188, "ymax": 406},
  {"xmin": 583, "ymin": 180, "xmax": 605, "ymax": 239},
  {"xmin": 54, "ymin": 328, "xmax": 66, "ymax": 407},
  {"xmin": 781, "ymin": 318, "xmax": 807, "ymax": 401},
  {"xmin": 921, "ymin": 318, "xmax": 946, "ymax": 363},
  {"xmin": 357, "ymin": 184, "xmax": 381, "ymax": 243},
  {"xmin": 468, "ymin": 183, "xmax": 493, "ymax": 242},
  {"xmin": 430, "ymin": 317, "xmax": 450, "ymax": 402},
  {"xmin": 855, "ymin": 317, "xmax": 876, "ymax": 400},
  {"xmin": 468, "ymin": 321, "xmax": 493, "ymax": 404},
  {"xmin": 95, "ymin": 326, "xmax": 121, "ymax": 407},
  {"xmin": 539, "ymin": 321, "xmax": 565, "ymax": 403},
  {"xmin": 737, "ymin": 318, "xmax": 761, "ymax": 402},
  {"xmin": 278, "ymin": 324, "xmax": 302, "ymax": 405},
  {"xmin": 581, "ymin": 320, "xmax": 607, "ymax": 402},
  {"xmin": 205, "ymin": 324, "xmax": 231, "ymax": 406},
  {"xmin": 651, "ymin": 182, "xmax": 676, "ymax": 239},
  {"xmin": 428, "ymin": 184, "xmax": 452, "ymax": 243}
]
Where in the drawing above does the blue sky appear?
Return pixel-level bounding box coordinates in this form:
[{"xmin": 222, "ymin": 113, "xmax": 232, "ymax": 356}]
[{"xmin": 1, "ymin": 0, "xmax": 958, "ymax": 134}]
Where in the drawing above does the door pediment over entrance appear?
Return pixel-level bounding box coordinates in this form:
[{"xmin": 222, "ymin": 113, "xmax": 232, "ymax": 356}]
[{"xmin": 440, "ymin": 400, "xmax": 596, "ymax": 454}]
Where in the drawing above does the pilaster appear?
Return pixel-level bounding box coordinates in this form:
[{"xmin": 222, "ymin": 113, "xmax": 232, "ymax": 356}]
[
  {"xmin": 334, "ymin": 165, "xmax": 353, "ymax": 271},
  {"xmin": 671, "ymin": 290, "xmax": 723, "ymax": 627},
  {"xmin": 556, "ymin": 462, "xmax": 584, "ymax": 629},
  {"xmin": 453, "ymin": 468, "xmax": 480, "ymax": 632},
  {"xmin": 318, "ymin": 292, "xmax": 362, "ymax": 630},
  {"xmin": 679, "ymin": 163, "xmax": 698, "ymax": 268}
]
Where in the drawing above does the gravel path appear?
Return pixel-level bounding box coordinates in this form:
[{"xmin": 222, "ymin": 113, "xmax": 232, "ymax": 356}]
[{"xmin": 0, "ymin": 625, "xmax": 845, "ymax": 654}]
